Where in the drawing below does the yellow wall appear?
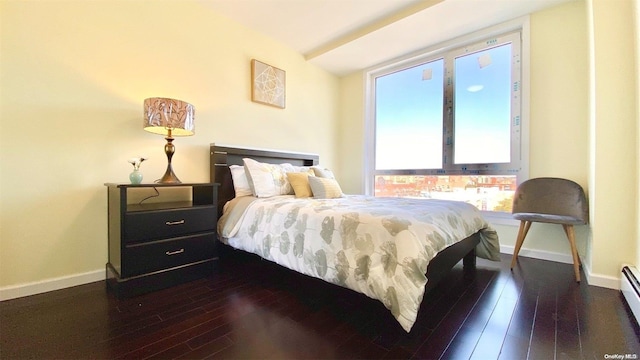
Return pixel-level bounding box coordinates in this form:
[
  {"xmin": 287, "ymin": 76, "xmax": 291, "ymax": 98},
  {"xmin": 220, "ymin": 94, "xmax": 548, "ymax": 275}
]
[
  {"xmin": 338, "ymin": 1, "xmax": 639, "ymax": 285},
  {"xmin": 520, "ymin": 1, "xmax": 591, "ymax": 260},
  {"xmin": 635, "ymin": 0, "xmax": 640, "ymax": 268},
  {"xmin": 529, "ymin": 3, "xmax": 589, "ymax": 187},
  {"xmin": 1, "ymin": 0, "xmax": 636, "ymax": 294},
  {"xmin": 337, "ymin": 73, "xmax": 366, "ymax": 194},
  {"xmin": 587, "ymin": 0, "xmax": 638, "ymax": 282},
  {"xmin": 0, "ymin": 1, "xmax": 339, "ymax": 290}
]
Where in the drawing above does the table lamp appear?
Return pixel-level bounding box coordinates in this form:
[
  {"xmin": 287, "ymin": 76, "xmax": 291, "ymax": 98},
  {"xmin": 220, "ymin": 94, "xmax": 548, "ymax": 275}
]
[{"xmin": 143, "ymin": 97, "xmax": 195, "ymax": 183}]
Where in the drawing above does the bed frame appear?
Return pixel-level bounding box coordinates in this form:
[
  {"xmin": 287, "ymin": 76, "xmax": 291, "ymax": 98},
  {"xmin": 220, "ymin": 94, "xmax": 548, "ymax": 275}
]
[{"xmin": 209, "ymin": 143, "xmax": 479, "ymax": 294}]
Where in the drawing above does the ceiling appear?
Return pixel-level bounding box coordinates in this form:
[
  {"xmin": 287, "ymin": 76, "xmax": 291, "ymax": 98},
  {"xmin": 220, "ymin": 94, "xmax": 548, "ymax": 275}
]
[{"xmin": 204, "ymin": 0, "xmax": 572, "ymax": 76}]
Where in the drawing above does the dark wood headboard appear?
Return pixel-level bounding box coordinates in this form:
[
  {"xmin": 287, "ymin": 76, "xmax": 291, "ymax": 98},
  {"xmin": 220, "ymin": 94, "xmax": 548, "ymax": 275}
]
[{"xmin": 210, "ymin": 144, "xmax": 319, "ymax": 216}]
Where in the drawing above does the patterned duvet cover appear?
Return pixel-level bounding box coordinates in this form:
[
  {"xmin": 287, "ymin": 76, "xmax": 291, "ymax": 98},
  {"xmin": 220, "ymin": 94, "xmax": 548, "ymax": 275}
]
[{"xmin": 217, "ymin": 195, "xmax": 500, "ymax": 332}]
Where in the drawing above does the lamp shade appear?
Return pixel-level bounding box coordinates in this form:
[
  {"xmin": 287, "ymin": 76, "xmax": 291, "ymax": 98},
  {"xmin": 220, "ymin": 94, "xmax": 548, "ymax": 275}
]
[{"xmin": 143, "ymin": 97, "xmax": 195, "ymax": 136}]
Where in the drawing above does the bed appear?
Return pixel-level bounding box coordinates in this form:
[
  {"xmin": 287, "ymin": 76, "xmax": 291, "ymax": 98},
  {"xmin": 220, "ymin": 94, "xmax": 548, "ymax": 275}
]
[{"xmin": 209, "ymin": 143, "xmax": 500, "ymax": 332}]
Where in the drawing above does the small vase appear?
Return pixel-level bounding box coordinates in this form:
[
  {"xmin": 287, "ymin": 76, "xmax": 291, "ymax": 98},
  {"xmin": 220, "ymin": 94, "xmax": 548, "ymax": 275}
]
[{"xmin": 129, "ymin": 169, "xmax": 143, "ymax": 184}]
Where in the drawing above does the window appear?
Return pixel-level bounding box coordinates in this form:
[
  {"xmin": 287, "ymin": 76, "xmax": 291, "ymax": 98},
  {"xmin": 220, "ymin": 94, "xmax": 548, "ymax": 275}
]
[{"xmin": 367, "ymin": 28, "xmax": 528, "ymax": 213}]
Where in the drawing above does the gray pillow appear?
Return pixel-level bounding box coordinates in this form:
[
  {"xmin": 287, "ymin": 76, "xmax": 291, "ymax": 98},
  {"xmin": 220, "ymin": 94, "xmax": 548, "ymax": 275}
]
[{"xmin": 308, "ymin": 176, "xmax": 343, "ymax": 199}]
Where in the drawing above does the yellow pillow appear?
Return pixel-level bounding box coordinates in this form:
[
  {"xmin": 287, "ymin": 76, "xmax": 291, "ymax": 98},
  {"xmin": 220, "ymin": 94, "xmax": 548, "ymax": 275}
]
[{"xmin": 287, "ymin": 172, "xmax": 313, "ymax": 198}]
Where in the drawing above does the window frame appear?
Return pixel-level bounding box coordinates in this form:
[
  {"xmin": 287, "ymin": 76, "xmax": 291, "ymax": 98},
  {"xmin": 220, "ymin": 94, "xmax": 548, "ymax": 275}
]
[{"xmin": 363, "ymin": 16, "xmax": 530, "ymax": 222}]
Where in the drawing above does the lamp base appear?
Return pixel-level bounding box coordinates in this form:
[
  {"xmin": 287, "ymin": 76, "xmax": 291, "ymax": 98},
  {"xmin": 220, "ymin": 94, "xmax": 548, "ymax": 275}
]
[
  {"xmin": 157, "ymin": 135, "xmax": 181, "ymax": 183},
  {"xmin": 158, "ymin": 164, "xmax": 181, "ymax": 184}
]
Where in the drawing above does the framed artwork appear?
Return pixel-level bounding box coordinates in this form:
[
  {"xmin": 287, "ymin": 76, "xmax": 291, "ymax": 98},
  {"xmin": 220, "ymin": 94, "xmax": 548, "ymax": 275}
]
[{"xmin": 251, "ymin": 59, "xmax": 286, "ymax": 109}]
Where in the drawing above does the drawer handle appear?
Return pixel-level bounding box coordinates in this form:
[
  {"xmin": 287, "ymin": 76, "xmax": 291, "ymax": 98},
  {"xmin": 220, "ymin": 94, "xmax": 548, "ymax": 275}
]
[
  {"xmin": 165, "ymin": 219, "xmax": 185, "ymax": 226},
  {"xmin": 166, "ymin": 249, "xmax": 185, "ymax": 256}
]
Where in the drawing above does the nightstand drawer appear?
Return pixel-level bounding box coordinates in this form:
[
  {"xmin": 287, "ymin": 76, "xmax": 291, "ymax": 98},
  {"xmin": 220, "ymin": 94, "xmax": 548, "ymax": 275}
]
[
  {"xmin": 122, "ymin": 232, "xmax": 216, "ymax": 277},
  {"xmin": 124, "ymin": 206, "xmax": 216, "ymax": 243}
]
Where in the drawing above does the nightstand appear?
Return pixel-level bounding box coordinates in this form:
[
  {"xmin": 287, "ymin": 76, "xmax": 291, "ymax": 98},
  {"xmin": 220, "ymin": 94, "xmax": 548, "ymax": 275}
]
[{"xmin": 104, "ymin": 182, "xmax": 219, "ymax": 298}]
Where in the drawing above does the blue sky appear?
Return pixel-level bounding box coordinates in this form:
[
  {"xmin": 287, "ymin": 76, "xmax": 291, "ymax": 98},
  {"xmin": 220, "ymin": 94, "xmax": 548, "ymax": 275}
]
[
  {"xmin": 453, "ymin": 44, "xmax": 511, "ymax": 164},
  {"xmin": 375, "ymin": 44, "xmax": 512, "ymax": 170}
]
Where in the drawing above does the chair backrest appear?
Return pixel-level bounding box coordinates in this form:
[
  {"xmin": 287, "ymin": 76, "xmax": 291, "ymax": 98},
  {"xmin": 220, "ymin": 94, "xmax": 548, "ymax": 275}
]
[{"xmin": 512, "ymin": 177, "xmax": 588, "ymax": 224}]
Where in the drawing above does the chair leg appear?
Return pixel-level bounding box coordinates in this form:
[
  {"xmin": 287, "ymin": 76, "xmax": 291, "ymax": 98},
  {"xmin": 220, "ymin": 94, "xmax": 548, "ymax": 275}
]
[
  {"xmin": 562, "ymin": 224, "xmax": 581, "ymax": 282},
  {"xmin": 511, "ymin": 220, "xmax": 532, "ymax": 269}
]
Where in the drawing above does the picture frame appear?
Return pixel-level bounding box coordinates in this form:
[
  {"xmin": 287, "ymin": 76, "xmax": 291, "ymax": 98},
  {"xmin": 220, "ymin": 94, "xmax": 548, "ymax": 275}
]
[{"xmin": 251, "ymin": 59, "xmax": 286, "ymax": 109}]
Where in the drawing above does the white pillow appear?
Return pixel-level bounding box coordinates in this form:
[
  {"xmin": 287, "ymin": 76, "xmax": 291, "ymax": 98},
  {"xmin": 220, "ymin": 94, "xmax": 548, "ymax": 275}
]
[
  {"xmin": 311, "ymin": 166, "xmax": 336, "ymax": 179},
  {"xmin": 290, "ymin": 165, "xmax": 314, "ymax": 174},
  {"xmin": 229, "ymin": 165, "xmax": 253, "ymax": 197},
  {"xmin": 309, "ymin": 176, "xmax": 343, "ymax": 199},
  {"xmin": 243, "ymin": 158, "xmax": 292, "ymax": 198}
]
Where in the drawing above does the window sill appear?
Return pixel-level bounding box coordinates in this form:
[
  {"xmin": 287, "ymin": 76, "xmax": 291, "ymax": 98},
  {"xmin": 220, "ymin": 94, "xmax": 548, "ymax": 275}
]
[{"xmin": 481, "ymin": 210, "xmax": 519, "ymax": 227}]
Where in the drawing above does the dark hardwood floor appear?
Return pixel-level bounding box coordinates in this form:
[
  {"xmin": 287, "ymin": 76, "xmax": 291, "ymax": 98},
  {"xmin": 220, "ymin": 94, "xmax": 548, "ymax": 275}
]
[{"xmin": 2, "ymin": 250, "xmax": 639, "ymax": 359}]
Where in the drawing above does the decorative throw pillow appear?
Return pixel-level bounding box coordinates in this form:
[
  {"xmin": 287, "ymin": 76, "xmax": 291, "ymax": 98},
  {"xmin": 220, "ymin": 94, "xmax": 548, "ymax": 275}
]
[
  {"xmin": 278, "ymin": 163, "xmax": 299, "ymax": 192},
  {"xmin": 309, "ymin": 176, "xmax": 343, "ymax": 199},
  {"xmin": 311, "ymin": 166, "xmax": 336, "ymax": 179},
  {"xmin": 229, "ymin": 165, "xmax": 253, "ymax": 197},
  {"xmin": 243, "ymin": 158, "xmax": 292, "ymax": 197},
  {"xmin": 287, "ymin": 172, "xmax": 314, "ymax": 198}
]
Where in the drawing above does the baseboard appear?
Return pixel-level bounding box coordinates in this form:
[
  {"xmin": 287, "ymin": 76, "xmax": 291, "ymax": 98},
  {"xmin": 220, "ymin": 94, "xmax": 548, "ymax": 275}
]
[
  {"xmin": 0, "ymin": 269, "xmax": 104, "ymax": 301},
  {"xmin": 500, "ymin": 244, "xmax": 574, "ymax": 264},
  {"xmin": 582, "ymin": 262, "xmax": 620, "ymax": 289},
  {"xmin": 500, "ymin": 245, "xmax": 620, "ymax": 290},
  {"xmin": 1, "ymin": 248, "xmax": 623, "ymax": 301}
]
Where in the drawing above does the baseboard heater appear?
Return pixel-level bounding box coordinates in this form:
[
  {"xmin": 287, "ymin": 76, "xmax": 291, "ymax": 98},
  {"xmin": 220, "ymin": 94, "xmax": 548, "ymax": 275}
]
[{"xmin": 621, "ymin": 265, "xmax": 640, "ymax": 326}]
